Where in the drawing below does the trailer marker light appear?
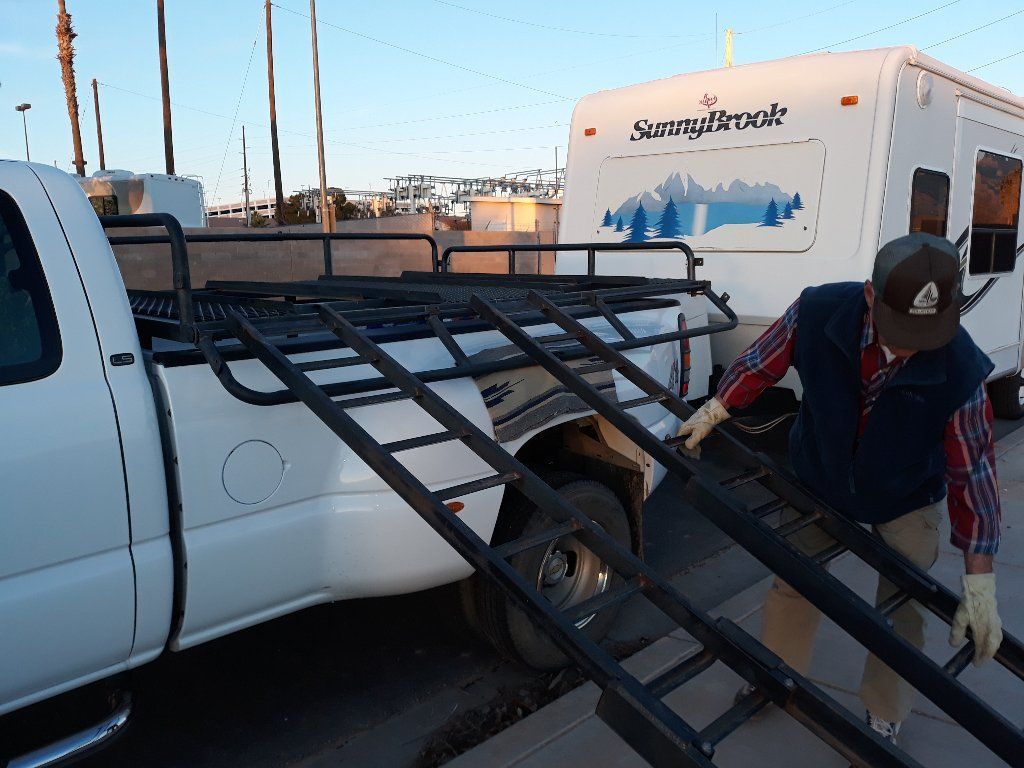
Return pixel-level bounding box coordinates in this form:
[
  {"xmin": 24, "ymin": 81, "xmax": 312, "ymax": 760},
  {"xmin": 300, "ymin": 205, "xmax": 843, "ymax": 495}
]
[
  {"xmin": 584, "ymin": 127, "xmax": 597, "ymax": 136},
  {"xmin": 446, "ymin": 501, "xmax": 465, "ymax": 513},
  {"xmin": 840, "ymin": 95, "xmax": 859, "ymax": 106}
]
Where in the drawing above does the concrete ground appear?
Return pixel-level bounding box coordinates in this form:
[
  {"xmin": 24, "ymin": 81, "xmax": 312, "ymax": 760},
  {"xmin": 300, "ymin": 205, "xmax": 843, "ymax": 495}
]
[{"xmin": 449, "ymin": 429, "xmax": 1024, "ymax": 768}]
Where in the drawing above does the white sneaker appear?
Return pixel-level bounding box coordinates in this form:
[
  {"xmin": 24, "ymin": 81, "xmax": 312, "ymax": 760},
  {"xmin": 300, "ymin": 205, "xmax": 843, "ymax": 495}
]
[{"xmin": 865, "ymin": 711, "xmax": 901, "ymax": 744}]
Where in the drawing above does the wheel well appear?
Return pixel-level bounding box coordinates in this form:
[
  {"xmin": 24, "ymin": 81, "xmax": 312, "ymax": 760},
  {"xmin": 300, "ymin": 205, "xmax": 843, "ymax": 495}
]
[{"xmin": 510, "ymin": 418, "xmax": 646, "ymax": 557}]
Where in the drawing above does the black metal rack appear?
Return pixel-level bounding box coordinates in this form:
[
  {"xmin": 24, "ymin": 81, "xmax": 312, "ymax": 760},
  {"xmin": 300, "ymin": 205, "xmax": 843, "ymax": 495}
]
[{"xmin": 100, "ymin": 216, "xmax": 1020, "ymax": 767}]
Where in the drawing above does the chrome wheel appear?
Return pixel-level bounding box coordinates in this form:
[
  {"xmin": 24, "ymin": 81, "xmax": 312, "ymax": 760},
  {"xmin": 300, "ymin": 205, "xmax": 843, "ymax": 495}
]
[{"xmin": 537, "ymin": 532, "xmax": 611, "ymax": 629}]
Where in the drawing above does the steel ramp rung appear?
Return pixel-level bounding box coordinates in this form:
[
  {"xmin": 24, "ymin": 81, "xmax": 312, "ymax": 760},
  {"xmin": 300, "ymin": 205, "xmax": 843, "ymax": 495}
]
[
  {"xmin": 562, "ymin": 575, "xmax": 648, "ymax": 624},
  {"xmin": 648, "ymin": 649, "xmax": 718, "ymax": 698},
  {"xmin": 719, "ymin": 467, "xmax": 771, "ymax": 490},
  {"xmin": 813, "ymin": 543, "xmax": 849, "ymax": 566},
  {"xmin": 381, "ymin": 429, "xmax": 465, "ymax": 454},
  {"xmin": 494, "ymin": 520, "xmax": 583, "ymax": 559},
  {"xmin": 337, "ymin": 390, "xmax": 415, "ymax": 410},
  {"xmin": 877, "ymin": 591, "xmax": 914, "ymax": 618},
  {"xmin": 296, "ymin": 354, "xmax": 371, "ymax": 372},
  {"xmin": 619, "ymin": 393, "xmax": 669, "ymax": 410},
  {"xmin": 773, "ymin": 511, "xmax": 824, "ymax": 539},
  {"xmin": 944, "ymin": 643, "xmax": 976, "ymax": 676},
  {"xmin": 697, "ymin": 687, "xmax": 770, "ymax": 752},
  {"xmin": 574, "ymin": 360, "xmax": 621, "ymax": 376},
  {"xmin": 750, "ymin": 498, "xmax": 789, "ymax": 519},
  {"xmin": 436, "ymin": 472, "xmax": 520, "ymax": 502}
]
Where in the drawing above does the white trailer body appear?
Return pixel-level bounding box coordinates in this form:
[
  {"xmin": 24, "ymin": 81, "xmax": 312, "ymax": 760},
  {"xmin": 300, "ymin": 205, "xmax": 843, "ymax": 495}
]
[
  {"xmin": 558, "ymin": 46, "xmax": 1024, "ymax": 411},
  {"xmin": 79, "ymin": 169, "xmax": 206, "ymax": 227}
]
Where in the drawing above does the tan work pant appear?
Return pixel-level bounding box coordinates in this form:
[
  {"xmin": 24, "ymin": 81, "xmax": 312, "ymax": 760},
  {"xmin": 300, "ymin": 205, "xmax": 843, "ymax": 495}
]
[{"xmin": 760, "ymin": 502, "xmax": 941, "ymax": 723}]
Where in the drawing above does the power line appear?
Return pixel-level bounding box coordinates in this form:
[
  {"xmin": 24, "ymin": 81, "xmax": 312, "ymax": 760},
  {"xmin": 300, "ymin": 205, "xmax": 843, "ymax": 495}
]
[
  {"xmin": 270, "ymin": 2, "xmax": 571, "ymax": 100},
  {"xmin": 736, "ymin": 0, "xmax": 857, "ymax": 35},
  {"xmin": 920, "ymin": 8, "xmax": 1024, "ymax": 50},
  {"xmin": 351, "ymin": 123, "xmax": 566, "ymax": 145},
  {"xmin": 967, "ymin": 48, "xmax": 1024, "ymax": 72},
  {"xmin": 99, "ymin": 81, "xmax": 567, "ymax": 149},
  {"xmin": 431, "ymin": 0, "xmax": 711, "ymax": 40},
  {"xmin": 802, "ymin": 0, "xmax": 963, "ymax": 54},
  {"xmin": 211, "ymin": 17, "xmax": 262, "ymax": 202},
  {"xmin": 323, "ymin": 100, "xmax": 567, "ymax": 133}
]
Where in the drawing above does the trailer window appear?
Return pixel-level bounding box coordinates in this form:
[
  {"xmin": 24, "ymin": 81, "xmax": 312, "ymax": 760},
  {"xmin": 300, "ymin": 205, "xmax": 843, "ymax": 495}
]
[
  {"xmin": 89, "ymin": 194, "xmax": 118, "ymax": 216},
  {"xmin": 969, "ymin": 150, "xmax": 1022, "ymax": 275},
  {"xmin": 0, "ymin": 191, "xmax": 62, "ymax": 386},
  {"xmin": 909, "ymin": 169, "xmax": 949, "ymax": 237}
]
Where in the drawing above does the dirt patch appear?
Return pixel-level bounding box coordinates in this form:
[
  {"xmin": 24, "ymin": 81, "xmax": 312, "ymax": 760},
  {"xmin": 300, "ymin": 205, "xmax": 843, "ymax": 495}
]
[{"xmin": 412, "ymin": 638, "xmax": 650, "ymax": 767}]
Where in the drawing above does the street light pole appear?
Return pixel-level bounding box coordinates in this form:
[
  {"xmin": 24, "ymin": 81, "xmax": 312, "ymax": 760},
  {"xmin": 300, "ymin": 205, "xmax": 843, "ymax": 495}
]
[
  {"xmin": 91, "ymin": 78, "xmax": 106, "ymax": 170},
  {"xmin": 309, "ymin": 0, "xmax": 331, "ymax": 233},
  {"xmin": 14, "ymin": 103, "xmax": 31, "ymax": 162}
]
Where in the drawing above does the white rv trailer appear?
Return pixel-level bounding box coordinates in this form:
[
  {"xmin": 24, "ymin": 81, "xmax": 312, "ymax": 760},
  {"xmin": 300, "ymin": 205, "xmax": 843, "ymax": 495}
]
[
  {"xmin": 557, "ymin": 46, "xmax": 1024, "ymax": 418},
  {"xmin": 78, "ymin": 169, "xmax": 206, "ymax": 227}
]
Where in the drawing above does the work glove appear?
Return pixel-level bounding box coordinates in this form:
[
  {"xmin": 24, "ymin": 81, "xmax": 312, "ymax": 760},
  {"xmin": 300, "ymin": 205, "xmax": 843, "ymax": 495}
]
[
  {"xmin": 676, "ymin": 397, "xmax": 730, "ymax": 450},
  {"xmin": 949, "ymin": 573, "xmax": 1003, "ymax": 666}
]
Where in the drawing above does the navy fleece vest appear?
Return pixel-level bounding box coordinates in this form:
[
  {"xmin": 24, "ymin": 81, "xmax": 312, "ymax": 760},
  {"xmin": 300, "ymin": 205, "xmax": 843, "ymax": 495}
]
[{"xmin": 789, "ymin": 283, "xmax": 993, "ymax": 523}]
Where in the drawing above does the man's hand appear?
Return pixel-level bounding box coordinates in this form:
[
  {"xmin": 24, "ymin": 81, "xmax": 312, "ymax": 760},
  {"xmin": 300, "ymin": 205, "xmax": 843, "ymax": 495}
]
[
  {"xmin": 677, "ymin": 397, "xmax": 730, "ymax": 450},
  {"xmin": 949, "ymin": 572, "xmax": 1003, "ymax": 665}
]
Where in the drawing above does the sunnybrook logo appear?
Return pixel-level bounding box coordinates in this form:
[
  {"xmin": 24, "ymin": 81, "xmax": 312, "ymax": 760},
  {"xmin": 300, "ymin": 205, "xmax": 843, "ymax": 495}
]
[{"xmin": 630, "ymin": 102, "xmax": 789, "ymax": 142}]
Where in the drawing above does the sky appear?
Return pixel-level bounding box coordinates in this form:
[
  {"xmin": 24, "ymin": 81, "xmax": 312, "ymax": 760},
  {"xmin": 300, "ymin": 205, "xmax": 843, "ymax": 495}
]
[{"xmin": 1, "ymin": 0, "xmax": 1022, "ymax": 206}]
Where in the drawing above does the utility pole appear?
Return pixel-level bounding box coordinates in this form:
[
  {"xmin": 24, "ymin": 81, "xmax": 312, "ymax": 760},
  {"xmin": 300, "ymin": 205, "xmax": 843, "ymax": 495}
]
[
  {"xmin": 157, "ymin": 0, "xmax": 175, "ymax": 175},
  {"xmin": 309, "ymin": 0, "xmax": 332, "ymax": 233},
  {"xmin": 724, "ymin": 28, "xmax": 734, "ymax": 68},
  {"xmin": 242, "ymin": 125, "xmax": 251, "ymax": 226},
  {"xmin": 14, "ymin": 104, "xmax": 31, "ymax": 161},
  {"xmin": 265, "ymin": 0, "xmax": 286, "ymax": 226},
  {"xmin": 91, "ymin": 78, "xmax": 106, "ymax": 170},
  {"xmin": 56, "ymin": 0, "xmax": 86, "ymax": 177}
]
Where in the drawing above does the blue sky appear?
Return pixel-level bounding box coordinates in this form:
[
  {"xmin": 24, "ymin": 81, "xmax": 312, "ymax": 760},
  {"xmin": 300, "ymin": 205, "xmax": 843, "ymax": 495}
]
[{"xmin": 1, "ymin": 0, "xmax": 1022, "ymax": 205}]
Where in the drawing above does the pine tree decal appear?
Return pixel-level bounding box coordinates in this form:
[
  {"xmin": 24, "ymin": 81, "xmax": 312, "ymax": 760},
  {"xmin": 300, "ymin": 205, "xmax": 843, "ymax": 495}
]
[
  {"xmin": 791, "ymin": 191, "xmax": 804, "ymax": 210},
  {"xmin": 614, "ymin": 216, "xmax": 624, "ymax": 232},
  {"xmin": 759, "ymin": 198, "xmax": 781, "ymax": 227},
  {"xmin": 601, "ymin": 208, "xmax": 614, "ymax": 227},
  {"xmin": 655, "ymin": 197, "xmax": 681, "ymax": 238},
  {"xmin": 625, "ymin": 202, "xmax": 650, "ymax": 242},
  {"xmin": 781, "ymin": 201, "xmax": 794, "ymax": 220}
]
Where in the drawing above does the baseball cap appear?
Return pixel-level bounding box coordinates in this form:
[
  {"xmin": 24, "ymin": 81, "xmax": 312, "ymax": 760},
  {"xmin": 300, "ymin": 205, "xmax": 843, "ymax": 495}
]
[{"xmin": 871, "ymin": 233, "xmax": 961, "ymax": 351}]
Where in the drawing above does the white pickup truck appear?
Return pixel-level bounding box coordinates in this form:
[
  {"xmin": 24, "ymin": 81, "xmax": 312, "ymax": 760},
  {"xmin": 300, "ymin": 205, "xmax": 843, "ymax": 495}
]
[{"xmin": 0, "ymin": 160, "xmax": 718, "ymax": 764}]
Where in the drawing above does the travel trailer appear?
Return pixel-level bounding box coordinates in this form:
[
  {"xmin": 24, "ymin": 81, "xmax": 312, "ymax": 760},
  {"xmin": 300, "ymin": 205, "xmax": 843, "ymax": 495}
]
[
  {"xmin": 557, "ymin": 45, "xmax": 1024, "ymax": 418},
  {"xmin": 78, "ymin": 169, "xmax": 206, "ymax": 227}
]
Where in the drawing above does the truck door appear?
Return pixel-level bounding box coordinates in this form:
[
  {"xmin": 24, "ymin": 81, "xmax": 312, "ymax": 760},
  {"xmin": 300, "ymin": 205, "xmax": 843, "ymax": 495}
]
[
  {"xmin": 951, "ymin": 106, "xmax": 1024, "ymax": 377},
  {"xmin": 0, "ymin": 163, "xmax": 135, "ymax": 714}
]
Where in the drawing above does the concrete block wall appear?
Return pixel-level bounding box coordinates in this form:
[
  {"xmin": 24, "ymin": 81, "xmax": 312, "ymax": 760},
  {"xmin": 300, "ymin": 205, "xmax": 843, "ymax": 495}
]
[{"xmin": 107, "ymin": 223, "xmax": 556, "ymax": 292}]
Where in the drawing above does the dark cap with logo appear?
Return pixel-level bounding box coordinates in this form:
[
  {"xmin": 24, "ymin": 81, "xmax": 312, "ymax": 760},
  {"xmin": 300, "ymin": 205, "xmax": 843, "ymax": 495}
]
[{"xmin": 871, "ymin": 233, "xmax": 961, "ymax": 351}]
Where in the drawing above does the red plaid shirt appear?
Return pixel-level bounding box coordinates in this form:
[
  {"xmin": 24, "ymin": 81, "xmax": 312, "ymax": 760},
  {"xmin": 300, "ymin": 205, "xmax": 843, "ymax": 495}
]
[{"xmin": 717, "ymin": 298, "xmax": 1001, "ymax": 555}]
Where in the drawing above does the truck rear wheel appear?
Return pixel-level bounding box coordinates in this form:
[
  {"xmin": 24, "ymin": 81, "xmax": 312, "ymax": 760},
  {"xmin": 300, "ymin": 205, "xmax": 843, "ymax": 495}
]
[
  {"xmin": 989, "ymin": 371, "xmax": 1024, "ymax": 420},
  {"xmin": 461, "ymin": 474, "xmax": 632, "ymax": 670}
]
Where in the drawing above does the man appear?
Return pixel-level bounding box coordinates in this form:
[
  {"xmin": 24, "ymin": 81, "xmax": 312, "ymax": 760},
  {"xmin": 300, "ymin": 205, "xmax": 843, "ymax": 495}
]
[{"xmin": 678, "ymin": 233, "xmax": 1003, "ymax": 743}]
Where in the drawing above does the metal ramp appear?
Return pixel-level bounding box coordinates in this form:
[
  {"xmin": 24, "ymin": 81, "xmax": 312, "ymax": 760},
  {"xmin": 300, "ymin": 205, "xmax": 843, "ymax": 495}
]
[
  {"xmin": 102, "ymin": 214, "xmax": 1019, "ymax": 766},
  {"xmin": 208, "ymin": 302, "xmax": 919, "ymax": 768},
  {"xmin": 472, "ymin": 288, "xmax": 1024, "ymax": 767}
]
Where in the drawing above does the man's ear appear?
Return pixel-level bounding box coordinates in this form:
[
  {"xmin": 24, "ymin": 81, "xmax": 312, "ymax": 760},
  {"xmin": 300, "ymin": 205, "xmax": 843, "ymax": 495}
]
[{"xmin": 864, "ymin": 280, "xmax": 874, "ymax": 309}]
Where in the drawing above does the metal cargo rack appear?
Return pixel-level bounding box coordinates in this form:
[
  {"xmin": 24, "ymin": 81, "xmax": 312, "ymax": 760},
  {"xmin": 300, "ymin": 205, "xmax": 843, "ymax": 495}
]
[{"xmin": 103, "ymin": 214, "xmax": 1024, "ymax": 767}]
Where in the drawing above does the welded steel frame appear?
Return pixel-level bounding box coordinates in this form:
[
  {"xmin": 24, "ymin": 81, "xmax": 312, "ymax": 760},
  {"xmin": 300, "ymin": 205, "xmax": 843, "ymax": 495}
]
[{"xmin": 471, "ymin": 288, "xmax": 1024, "ymax": 765}]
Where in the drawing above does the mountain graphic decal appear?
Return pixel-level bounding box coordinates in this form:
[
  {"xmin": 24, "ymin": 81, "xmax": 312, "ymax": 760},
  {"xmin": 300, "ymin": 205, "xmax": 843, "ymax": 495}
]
[{"xmin": 599, "ymin": 172, "xmax": 806, "ymax": 242}]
